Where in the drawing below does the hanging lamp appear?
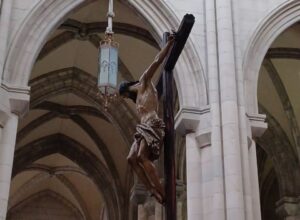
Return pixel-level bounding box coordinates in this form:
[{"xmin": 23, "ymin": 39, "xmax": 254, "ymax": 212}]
[{"xmin": 97, "ymin": 0, "xmax": 119, "ymax": 109}]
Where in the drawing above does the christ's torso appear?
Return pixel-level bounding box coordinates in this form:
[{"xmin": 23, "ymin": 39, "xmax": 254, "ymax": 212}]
[{"xmin": 136, "ymin": 81, "xmax": 159, "ymax": 124}]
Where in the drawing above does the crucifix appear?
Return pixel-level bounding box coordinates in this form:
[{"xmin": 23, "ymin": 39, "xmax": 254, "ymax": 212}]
[{"xmin": 119, "ymin": 14, "xmax": 195, "ymax": 220}]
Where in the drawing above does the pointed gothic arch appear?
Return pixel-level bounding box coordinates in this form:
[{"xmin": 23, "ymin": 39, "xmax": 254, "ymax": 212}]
[
  {"xmin": 243, "ymin": 0, "xmax": 300, "ymax": 114},
  {"xmin": 7, "ymin": 190, "xmax": 84, "ymax": 219},
  {"xmin": 2, "ymin": 0, "xmax": 207, "ymax": 108},
  {"xmin": 13, "ymin": 133, "xmax": 121, "ymax": 220}
]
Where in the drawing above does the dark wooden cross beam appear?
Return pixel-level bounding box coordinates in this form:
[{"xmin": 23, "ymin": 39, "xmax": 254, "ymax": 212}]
[
  {"xmin": 156, "ymin": 14, "xmax": 195, "ymax": 220},
  {"xmin": 156, "ymin": 14, "xmax": 195, "ymax": 98}
]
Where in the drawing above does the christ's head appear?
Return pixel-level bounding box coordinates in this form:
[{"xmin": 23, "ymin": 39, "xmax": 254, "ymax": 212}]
[{"xmin": 118, "ymin": 81, "xmax": 138, "ymax": 103}]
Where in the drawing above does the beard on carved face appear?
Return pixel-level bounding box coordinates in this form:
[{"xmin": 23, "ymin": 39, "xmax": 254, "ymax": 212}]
[{"xmin": 118, "ymin": 81, "xmax": 138, "ymax": 103}]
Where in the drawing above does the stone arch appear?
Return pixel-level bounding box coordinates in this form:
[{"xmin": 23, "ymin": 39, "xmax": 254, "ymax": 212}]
[
  {"xmin": 3, "ymin": 2, "xmax": 207, "ymax": 218},
  {"xmin": 16, "ymin": 100, "xmax": 124, "ymax": 205},
  {"xmin": 9, "ymin": 171, "xmax": 91, "ymax": 220},
  {"xmin": 125, "ymin": 0, "xmax": 207, "ymax": 107},
  {"xmin": 13, "ymin": 133, "xmax": 122, "ymax": 220},
  {"xmin": 259, "ymin": 168, "xmax": 281, "ymax": 220},
  {"xmin": 3, "ymin": 0, "xmax": 207, "ymax": 107},
  {"xmin": 29, "ymin": 66, "xmax": 137, "ymax": 146},
  {"xmin": 243, "ymin": 0, "xmax": 300, "ymax": 114},
  {"xmin": 3, "ymin": 0, "xmax": 94, "ymax": 88},
  {"xmin": 257, "ymin": 105, "xmax": 300, "ymax": 197},
  {"xmin": 7, "ymin": 190, "xmax": 84, "ymax": 219}
]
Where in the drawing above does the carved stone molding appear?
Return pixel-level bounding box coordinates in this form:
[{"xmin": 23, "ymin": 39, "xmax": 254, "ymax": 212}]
[
  {"xmin": 9, "ymin": 98, "xmax": 29, "ymax": 117},
  {"xmin": 175, "ymin": 107, "xmax": 200, "ymax": 135},
  {"xmin": 1, "ymin": 82, "xmax": 30, "ymax": 94},
  {"xmin": 247, "ymin": 113, "xmax": 268, "ymax": 138},
  {"xmin": 247, "ymin": 113, "xmax": 268, "ymax": 147},
  {"xmin": 195, "ymin": 128, "xmax": 211, "ymax": 149},
  {"xmin": 267, "ymin": 47, "xmax": 300, "ymax": 60},
  {"xmin": 175, "ymin": 106, "xmax": 209, "ymax": 133},
  {"xmin": 276, "ymin": 196, "xmax": 300, "ymax": 218},
  {"xmin": 1, "ymin": 82, "xmax": 30, "ymax": 117},
  {"xmin": 175, "ymin": 106, "xmax": 211, "ymax": 148}
]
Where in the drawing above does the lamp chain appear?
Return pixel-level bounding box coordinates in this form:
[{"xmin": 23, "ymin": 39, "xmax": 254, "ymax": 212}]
[{"xmin": 106, "ymin": 0, "xmax": 114, "ymax": 34}]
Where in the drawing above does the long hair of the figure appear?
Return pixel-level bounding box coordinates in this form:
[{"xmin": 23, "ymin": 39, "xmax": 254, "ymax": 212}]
[{"xmin": 118, "ymin": 81, "xmax": 139, "ymax": 103}]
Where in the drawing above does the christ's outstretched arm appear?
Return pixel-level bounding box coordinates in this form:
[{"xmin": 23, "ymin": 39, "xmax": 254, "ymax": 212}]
[{"xmin": 139, "ymin": 36, "xmax": 175, "ymax": 87}]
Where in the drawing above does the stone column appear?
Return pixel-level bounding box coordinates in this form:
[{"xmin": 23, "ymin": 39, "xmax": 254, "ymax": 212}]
[
  {"xmin": 137, "ymin": 205, "xmax": 147, "ymax": 220},
  {"xmin": 177, "ymin": 200, "xmax": 183, "ymax": 220},
  {"xmin": 130, "ymin": 179, "xmax": 165, "ymax": 220},
  {"xmin": 276, "ymin": 197, "xmax": 300, "ymax": 220},
  {"xmin": 155, "ymin": 200, "xmax": 163, "ymax": 220},
  {"xmin": 142, "ymin": 192, "xmax": 165, "ymax": 220},
  {"xmin": 215, "ymin": 0, "xmax": 246, "ymax": 218},
  {"xmin": 0, "ymin": 113, "xmax": 18, "ymax": 220},
  {"xmin": 0, "ymin": 86, "xmax": 29, "ymax": 219},
  {"xmin": 249, "ymin": 141, "xmax": 262, "ymax": 219},
  {"xmin": 176, "ymin": 180, "xmax": 185, "ymax": 220},
  {"xmin": 248, "ymin": 113, "xmax": 267, "ymax": 220},
  {"xmin": 144, "ymin": 198, "xmax": 155, "ymax": 220},
  {"xmin": 130, "ymin": 183, "xmax": 148, "ymax": 220},
  {"xmin": 0, "ymin": 109, "xmax": 8, "ymax": 220},
  {"xmin": 205, "ymin": 0, "xmax": 226, "ymax": 219},
  {"xmin": 100, "ymin": 205, "xmax": 109, "ymax": 220},
  {"xmin": 185, "ymin": 133, "xmax": 198, "ymax": 219},
  {"xmin": 175, "ymin": 106, "xmax": 211, "ymax": 220},
  {"xmin": 0, "ymin": 0, "xmax": 13, "ymax": 80}
]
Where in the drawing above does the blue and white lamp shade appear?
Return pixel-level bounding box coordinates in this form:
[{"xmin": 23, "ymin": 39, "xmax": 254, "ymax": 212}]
[{"xmin": 98, "ymin": 39, "xmax": 119, "ymax": 95}]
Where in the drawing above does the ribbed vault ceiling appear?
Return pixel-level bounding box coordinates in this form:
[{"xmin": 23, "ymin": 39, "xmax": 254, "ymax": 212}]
[{"xmin": 9, "ymin": 1, "xmax": 160, "ymax": 219}]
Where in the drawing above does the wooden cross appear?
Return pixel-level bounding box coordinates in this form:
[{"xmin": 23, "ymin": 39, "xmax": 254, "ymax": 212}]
[{"xmin": 156, "ymin": 14, "xmax": 195, "ymax": 220}]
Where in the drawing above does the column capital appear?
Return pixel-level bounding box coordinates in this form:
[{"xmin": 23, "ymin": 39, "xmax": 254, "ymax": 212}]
[
  {"xmin": 246, "ymin": 113, "xmax": 268, "ymax": 147},
  {"xmin": 175, "ymin": 106, "xmax": 210, "ymax": 134},
  {"xmin": 175, "ymin": 106, "xmax": 211, "ymax": 148},
  {"xmin": 1, "ymin": 82, "xmax": 30, "ymax": 117},
  {"xmin": 276, "ymin": 196, "xmax": 300, "ymax": 218},
  {"xmin": 1, "ymin": 82, "xmax": 30, "ymax": 94},
  {"xmin": 247, "ymin": 113, "xmax": 268, "ymax": 137},
  {"xmin": 9, "ymin": 98, "xmax": 29, "ymax": 117}
]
